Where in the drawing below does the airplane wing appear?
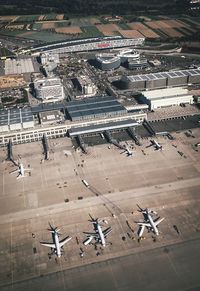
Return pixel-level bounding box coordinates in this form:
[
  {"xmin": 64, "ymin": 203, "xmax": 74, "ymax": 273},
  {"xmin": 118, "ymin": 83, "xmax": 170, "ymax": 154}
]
[
  {"xmin": 83, "ymin": 231, "xmax": 99, "ymax": 238},
  {"xmin": 103, "ymin": 227, "xmax": 112, "ymax": 237},
  {"xmin": 154, "ymin": 217, "xmax": 165, "ymax": 226},
  {"xmin": 10, "ymin": 169, "xmax": 18, "ymax": 174},
  {"xmin": 16, "ymin": 174, "xmax": 23, "ymax": 179},
  {"xmin": 83, "ymin": 236, "xmax": 94, "ymax": 245},
  {"xmin": 137, "ymin": 222, "xmax": 151, "ymax": 227},
  {"xmin": 40, "ymin": 242, "xmax": 56, "ymax": 248},
  {"xmin": 138, "ymin": 224, "xmax": 145, "ymax": 237},
  {"xmin": 59, "ymin": 236, "xmax": 72, "ymax": 247}
]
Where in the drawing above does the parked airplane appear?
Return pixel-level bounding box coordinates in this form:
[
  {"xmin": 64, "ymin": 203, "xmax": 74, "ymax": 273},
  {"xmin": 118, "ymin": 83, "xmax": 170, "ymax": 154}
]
[
  {"xmin": 40, "ymin": 223, "xmax": 72, "ymax": 258},
  {"xmin": 121, "ymin": 146, "xmax": 133, "ymax": 157},
  {"xmin": 10, "ymin": 163, "xmax": 31, "ymax": 179},
  {"xmin": 136, "ymin": 205, "xmax": 165, "ymax": 238},
  {"xmin": 147, "ymin": 139, "xmax": 163, "ymax": 151},
  {"xmin": 83, "ymin": 214, "xmax": 112, "ymax": 247}
]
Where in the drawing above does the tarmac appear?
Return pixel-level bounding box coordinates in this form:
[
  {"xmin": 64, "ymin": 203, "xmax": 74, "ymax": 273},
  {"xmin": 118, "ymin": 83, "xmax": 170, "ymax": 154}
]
[{"xmin": 0, "ymin": 127, "xmax": 199, "ymax": 290}]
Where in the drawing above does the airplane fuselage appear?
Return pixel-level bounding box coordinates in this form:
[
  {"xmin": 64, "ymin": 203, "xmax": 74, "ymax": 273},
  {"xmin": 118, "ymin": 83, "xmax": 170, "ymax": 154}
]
[
  {"xmin": 97, "ymin": 223, "xmax": 106, "ymax": 246},
  {"xmin": 19, "ymin": 163, "xmax": 25, "ymax": 176},
  {"xmin": 54, "ymin": 231, "xmax": 61, "ymax": 257},
  {"xmin": 147, "ymin": 212, "xmax": 159, "ymax": 235}
]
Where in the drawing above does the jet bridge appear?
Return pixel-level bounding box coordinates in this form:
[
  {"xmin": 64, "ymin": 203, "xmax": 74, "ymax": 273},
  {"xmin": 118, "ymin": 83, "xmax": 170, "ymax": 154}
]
[
  {"xmin": 42, "ymin": 134, "xmax": 49, "ymax": 160},
  {"xmin": 104, "ymin": 130, "xmax": 126, "ymax": 151},
  {"xmin": 127, "ymin": 127, "xmax": 141, "ymax": 146},
  {"xmin": 7, "ymin": 139, "xmax": 14, "ymax": 161},
  {"xmin": 76, "ymin": 135, "xmax": 87, "ymax": 154},
  {"xmin": 143, "ymin": 119, "xmax": 156, "ymax": 136}
]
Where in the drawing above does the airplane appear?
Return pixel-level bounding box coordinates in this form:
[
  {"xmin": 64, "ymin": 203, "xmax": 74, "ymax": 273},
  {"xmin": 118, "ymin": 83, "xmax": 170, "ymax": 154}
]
[
  {"xmin": 40, "ymin": 223, "xmax": 72, "ymax": 258},
  {"xmin": 136, "ymin": 205, "xmax": 165, "ymax": 238},
  {"xmin": 10, "ymin": 162, "xmax": 31, "ymax": 179},
  {"xmin": 83, "ymin": 214, "xmax": 112, "ymax": 247},
  {"xmin": 120, "ymin": 146, "xmax": 133, "ymax": 157},
  {"xmin": 146, "ymin": 139, "xmax": 163, "ymax": 151}
]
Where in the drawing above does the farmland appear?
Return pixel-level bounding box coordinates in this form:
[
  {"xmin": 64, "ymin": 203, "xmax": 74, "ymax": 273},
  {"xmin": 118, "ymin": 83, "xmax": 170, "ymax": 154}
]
[{"xmin": 0, "ymin": 13, "xmax": 199, "ymax": 43}]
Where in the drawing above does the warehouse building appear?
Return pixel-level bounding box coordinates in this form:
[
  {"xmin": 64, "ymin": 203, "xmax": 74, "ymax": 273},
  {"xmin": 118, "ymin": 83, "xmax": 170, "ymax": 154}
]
[
  {"xmin": 139, "ymin": 87, "xmax": 194, "ymax": 110},
  {"xmin": 122, "ymin": 69, "xmax": 200, "ymax": 90},
  {"xmin": 0, "ymin": 108, "xmax": 34, "ymax": 133},
  {"xmin": 66, "ymin": 96, "xmax": 127, "ymax": 121},
  {"xmin": 34, "ymin": 77, "xmax": 64, "ymax": 102}
]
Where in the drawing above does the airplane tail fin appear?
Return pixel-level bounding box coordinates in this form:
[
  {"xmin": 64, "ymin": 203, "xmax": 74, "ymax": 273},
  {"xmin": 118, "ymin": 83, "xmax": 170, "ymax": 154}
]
[
  {"xmin": 137, "ymin": 204, "xmax": 145, "ymax": 212},
  {"xmin": 88, "ymin": 213, "xmax": 97, "ymax": 224}
]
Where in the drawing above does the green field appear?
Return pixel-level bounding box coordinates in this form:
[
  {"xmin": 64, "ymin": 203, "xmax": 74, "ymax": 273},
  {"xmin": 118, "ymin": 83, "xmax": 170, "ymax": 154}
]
[
  {"xmin": 0, "ymin": 29, "xmax": 70, "ymax": 42},
  {"xmin": 16, "ymin": 15, "xmax": 40, "ymax": 22},
  {"xmin": 56, "ymin": 21, "xmax": 71, "ymax": 28},
  {"xmin": 44, "ymin": 13, "xmax": 57, "ymax": 21},
  {"xmin": 32, "ymin": 23, "xmax": 43, "ymax": 30},
  {"xmin": 80, "ymin": 25, "xmax": 103, "ymax": 38}
]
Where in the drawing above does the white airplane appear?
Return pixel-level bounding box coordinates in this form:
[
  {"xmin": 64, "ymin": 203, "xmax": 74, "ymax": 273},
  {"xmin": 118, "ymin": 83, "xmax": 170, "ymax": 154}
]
[
  {"xmin": 147, "ymin": 140, "xmax": 163, "ymax": 151},
  {"xmin": 83, "ymin": 214, "xmax": 112, "ymax": 247},
  {"xmin": 40, "ymin": 223, "xmax": 72, "ymax": 258},
  {"xmin": 136, "ymin": 205, "xmax": 165, "ymax": 238},
  {"xmin": 121, "ymin": 146, "xmax": 133, "ymax": 157},
  {"xmin": 10, "ymin": 163, "xmax": 31, "ymax": 179}
]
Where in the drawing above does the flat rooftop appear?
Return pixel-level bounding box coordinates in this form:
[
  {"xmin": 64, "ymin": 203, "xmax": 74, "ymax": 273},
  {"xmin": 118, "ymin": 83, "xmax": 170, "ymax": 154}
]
[
  {"xmin": 4, "ymin": 58, "xmax": 35, "ymax": 75},
  {"xmin": 68, "ymin": 119, "xmax": 138, "ymax": 136},
  {"xmin": 126, "ymin": 69, "xmax": 200, "ymax": 82},
  {"xmin": 66, "ymin": 96, "xmax": 127, "ymax": 121},
  {"xmin": 0, "ymin": 107, "xmax": 33, "ymax": 126}
]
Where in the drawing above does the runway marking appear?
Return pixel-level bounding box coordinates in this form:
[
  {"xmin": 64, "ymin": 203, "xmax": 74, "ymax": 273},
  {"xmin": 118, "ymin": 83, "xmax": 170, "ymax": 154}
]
[{"xmin": 10, "ymin": 222, "xmax": 14, "ymax": 291}]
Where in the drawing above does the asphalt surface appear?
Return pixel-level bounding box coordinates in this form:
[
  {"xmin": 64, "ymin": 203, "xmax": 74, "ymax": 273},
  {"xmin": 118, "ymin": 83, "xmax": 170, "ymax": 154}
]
[
  {"xmin": 0, "ymin": 128, "xmax": 200, "ymax": 291},
  {"xmin": 2, "ymin": 238, "xmax": 200, "ymax": 291}
]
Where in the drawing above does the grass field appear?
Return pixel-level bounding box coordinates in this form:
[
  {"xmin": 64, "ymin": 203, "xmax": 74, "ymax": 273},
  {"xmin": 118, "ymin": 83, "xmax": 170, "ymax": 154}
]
[
  {"xmin": 0, "ymin": 29, "xmax": 70, "ymax": 42},
  {"xmin": 17, "ymin": 31, "xmax": 70, "ymax": 42},
  {"xmin": 16, "ymin": 15, "xmax": 40, "ymax": 22},
  {"xmin": 80, "ymin": 25, "xmax": 103, "ymax": 38}
]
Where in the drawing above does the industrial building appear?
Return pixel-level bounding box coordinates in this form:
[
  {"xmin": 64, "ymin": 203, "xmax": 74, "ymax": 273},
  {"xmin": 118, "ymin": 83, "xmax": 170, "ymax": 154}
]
[
  {"xmin": 66, "ymin": 96, "xmax": 127, "ymax": 121},
  {"xmin": 23, "ymin": 36, "xmax": 145, "ymax": 56},
  {"xmin": 139, "ymin": 87, "xmax": 194, "ymax": 110},
  {"xmin": 0, "ymin": 108, "xmax": 34, "ymax": 133},
  {"xmin": 122, "ymin": 69, "xmax": 200, "ymax": 90},
  {"xmin": 73, "ymin": 76, "xmax": 97, "ymax": 97},
  {"xmin": 34, "ymin": 77, "xmax": 64, "ymax": 102},
  {"xmin": 96, "ymin": 54, "xmax": 121, "ymax": 70}
]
